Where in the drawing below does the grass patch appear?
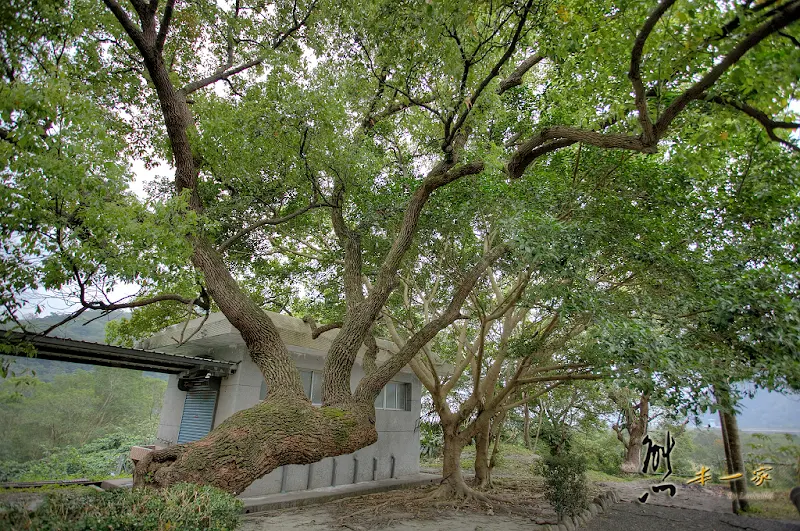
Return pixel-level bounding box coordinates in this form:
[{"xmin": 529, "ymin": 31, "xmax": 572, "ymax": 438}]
[{"xmin": 740, "ymin": 489, "xmax": 800, "ymax": 521}]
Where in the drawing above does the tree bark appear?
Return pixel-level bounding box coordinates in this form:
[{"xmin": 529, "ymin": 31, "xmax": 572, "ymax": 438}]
[
  {"xmin": 473, "ymin": 420, "xmax": 491, "ymax": 488},
  {"xmin": 134, "ymin": 398, "xmax": 377, "ymax": 494},
  {"xmin": 620, "ymin": 394, "xmax": 648, "ymax": 474},
  {"xmin": 715, "ymin": 385, "xmax": 749, "ymax": 513}
]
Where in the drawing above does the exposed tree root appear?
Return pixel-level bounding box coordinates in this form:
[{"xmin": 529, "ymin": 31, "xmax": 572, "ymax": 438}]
[{"xmin": 427, "ymin": 477, "xmax": 494, "ymax": 507}]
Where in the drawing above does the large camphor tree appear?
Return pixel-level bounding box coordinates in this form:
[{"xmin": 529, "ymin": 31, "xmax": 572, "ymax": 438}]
[{"xmin": 1, "ymin": 0, "xmax": 798, "ymax": 494}]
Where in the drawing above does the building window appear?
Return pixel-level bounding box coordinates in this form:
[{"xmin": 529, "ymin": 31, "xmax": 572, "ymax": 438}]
[
  {"xmin": 261, "ymin": 370, "xmax": 321, "ymax": 404},
  {"xmin": 300, "ymin": 369, "xmax": 323, "ymax": 405},
  {"xmin": 262, "ymin": 371, "xmax": 411, "ymax": 411},
  {"xmin": 375, "ymin": 381, "xmax": 412, "ymax": 411}
]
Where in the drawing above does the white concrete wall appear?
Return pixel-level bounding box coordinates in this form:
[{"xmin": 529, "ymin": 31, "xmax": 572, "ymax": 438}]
[
  {"xmin": 155, "ymin": 341, "xmax": 422, "ymax": 497},
  {"xmin": 237, "ymin": 349, "xmax": 422, "ymax": 497},
  {"xmin": 155, "ymin": 374, "xmax": 186, "ymax": 446}
]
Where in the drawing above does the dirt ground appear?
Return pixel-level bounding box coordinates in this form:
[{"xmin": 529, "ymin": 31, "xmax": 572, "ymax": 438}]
[
  {"xmin": 239, "ymin": 478, "xmax": 800, "ymax": 531},
  {"xmin": 240, "ymin": 478, "xmax": 600, "ymax": 531}
]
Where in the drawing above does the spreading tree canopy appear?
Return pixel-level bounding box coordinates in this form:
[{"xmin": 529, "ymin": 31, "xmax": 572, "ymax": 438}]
[{"xmin": 1, "ymin": 0, "xmax": 798, "ymax": 493}]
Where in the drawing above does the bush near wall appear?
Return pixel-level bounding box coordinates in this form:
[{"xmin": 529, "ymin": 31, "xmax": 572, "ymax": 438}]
[{"xmin": 0, "ymin": 483, "xmax": 242, "ymax": 531}]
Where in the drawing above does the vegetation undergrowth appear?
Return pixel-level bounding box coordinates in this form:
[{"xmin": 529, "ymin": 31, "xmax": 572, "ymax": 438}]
[{"xmin": 0, "ymin": 483, "xmax": 243, "ymax": 530}]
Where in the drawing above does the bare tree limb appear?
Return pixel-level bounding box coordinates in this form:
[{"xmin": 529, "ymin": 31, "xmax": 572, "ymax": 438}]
[
  {"xmin": 155, "ymin": 0, "xmax": 176, "ymax": 52},
  {"xmin": 39, "ymin": 307, "xmax": 89, "ymax": 336},
  {"xmin": 629, "ymin": 0, "xmax": 677, "ymax": 144},
  {"xmin": 516, "ymin": 372, "xmax": 602, "ymax": 385},
  {"xmin": 502, "ymin": 381, "xmax": 564, "ymax": 411},
  {"xmin": 182, "ymin": 0, "xmax": 318, "ymax": 94},
  {"xmin": 218, "ymin": 202, "xmax": 323, "ymax": 252},
  {"xmin": 497, "ymin": 52, "xmax": 544, "ymax": 94},
  {"xmin": 705, "ymin": 94, "xmax": 800, "ymax": 152}
]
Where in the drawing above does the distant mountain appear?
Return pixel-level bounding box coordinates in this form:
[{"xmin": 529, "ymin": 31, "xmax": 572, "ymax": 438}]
[
  {"xmin": 698, "ymin": 387, "xmax": 800, "ymax": 433},
  {"xmin": 2, "ymin": 310, "xmax": 168, "ymax": 382},
  {"xmin": 7, "ymin": 309, "xmax": 128, "ymax": 343}
]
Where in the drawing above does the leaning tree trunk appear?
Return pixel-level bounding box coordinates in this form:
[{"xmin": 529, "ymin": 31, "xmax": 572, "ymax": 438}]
[{"xmin": 134, "ymin": 397, "xmax": 377, "ymax": 494}]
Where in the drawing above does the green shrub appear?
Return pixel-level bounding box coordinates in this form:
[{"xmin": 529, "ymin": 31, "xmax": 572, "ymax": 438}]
[
  {"xmin": 0, "ymin": 483, "xmax": 242, "ymax": 530},
  {"xmin": 419, "ymin": 421, "xmax": 443, "ymax": 458},
  {"xmin": 0, "ymin": 420, "xmax": 158, "ymax": 483},
  {"xmin": 573, "ymin": 430, "xmax": 623, "ymax": 476},
  {"xmin": 539, "ymin": 453, "xmax": 589, "ymax": 521}
]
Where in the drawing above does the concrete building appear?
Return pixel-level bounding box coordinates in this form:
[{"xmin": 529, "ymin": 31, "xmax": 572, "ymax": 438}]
[{"xmin": 140, "ymin": 312, "xmax": 422, "ymax": 497}]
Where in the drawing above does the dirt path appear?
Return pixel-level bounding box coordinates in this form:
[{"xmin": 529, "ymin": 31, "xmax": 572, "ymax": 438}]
[{"xmin": 584, "ymin": 500, "xmax": 799, "ymax": 531}]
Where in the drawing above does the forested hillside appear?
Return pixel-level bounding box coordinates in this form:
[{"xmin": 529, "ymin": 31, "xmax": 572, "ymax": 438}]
[{"xmin": 0, "ymin": 311, "xmax": 168, "ymax": 481}]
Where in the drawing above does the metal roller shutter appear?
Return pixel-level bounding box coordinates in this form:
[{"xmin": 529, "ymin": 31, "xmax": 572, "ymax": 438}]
[{"xmin": 177, "ymin": 389, "xmax": 218, "ymax": 443}]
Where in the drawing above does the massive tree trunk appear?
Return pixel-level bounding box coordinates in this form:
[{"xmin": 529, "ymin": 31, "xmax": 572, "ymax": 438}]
[
  {"xmin": 613, "ymin": 390, "xmax": 649, "ymax": 474},
  {"xmin": 134, "ymin": 398, "xmax": 377, "ymax": 493},
  {"xmin": 435, "ymin": 423, "xmax": 472, "ymax": 498}
]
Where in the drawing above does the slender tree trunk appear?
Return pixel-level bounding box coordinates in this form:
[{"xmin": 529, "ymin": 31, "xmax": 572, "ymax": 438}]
[
  {"xmin": 523, "ymin": 394, "xmax": 531, "ymax": 449},
  {"xmin": 473, "ymin": 420, "xmax": 491, "ymax": 488},
  {"xmin": 721, "ymin": 408, "xmax": 749, "ymax": 512},
  {"xmin": 715, "ymin": 385, "xmax": 749, "ymax": 513}
]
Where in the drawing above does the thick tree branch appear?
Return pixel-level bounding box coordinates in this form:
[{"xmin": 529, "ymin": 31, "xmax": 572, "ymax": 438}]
[
  {"xmin": 353, "ymin": 244, "xmax": 507, "ymax": 402},
  {"xmin": 497, "ymin": 52, "xmax": 544, "ymax": 94},
  {"xmin": 508, "ymin": 127, "xmax": 653, "ymax": 179},
  {"xmin": 155, "ymin": 0, "xmax": 176, "ymax": 52},
  {"xmin": 303, "ymin": 317, "xmax": 344, "ymax": 339},
  {"xmin": 629, "ymin": 0, "xmax": 677, "ymax": 144},
  {"xmin": 102, "ymin": 0, "xmax": 146, "ymax": 52},
  {"xmin": 655, "ymin": 0, "xmax": 800, "ymax": 137}
]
